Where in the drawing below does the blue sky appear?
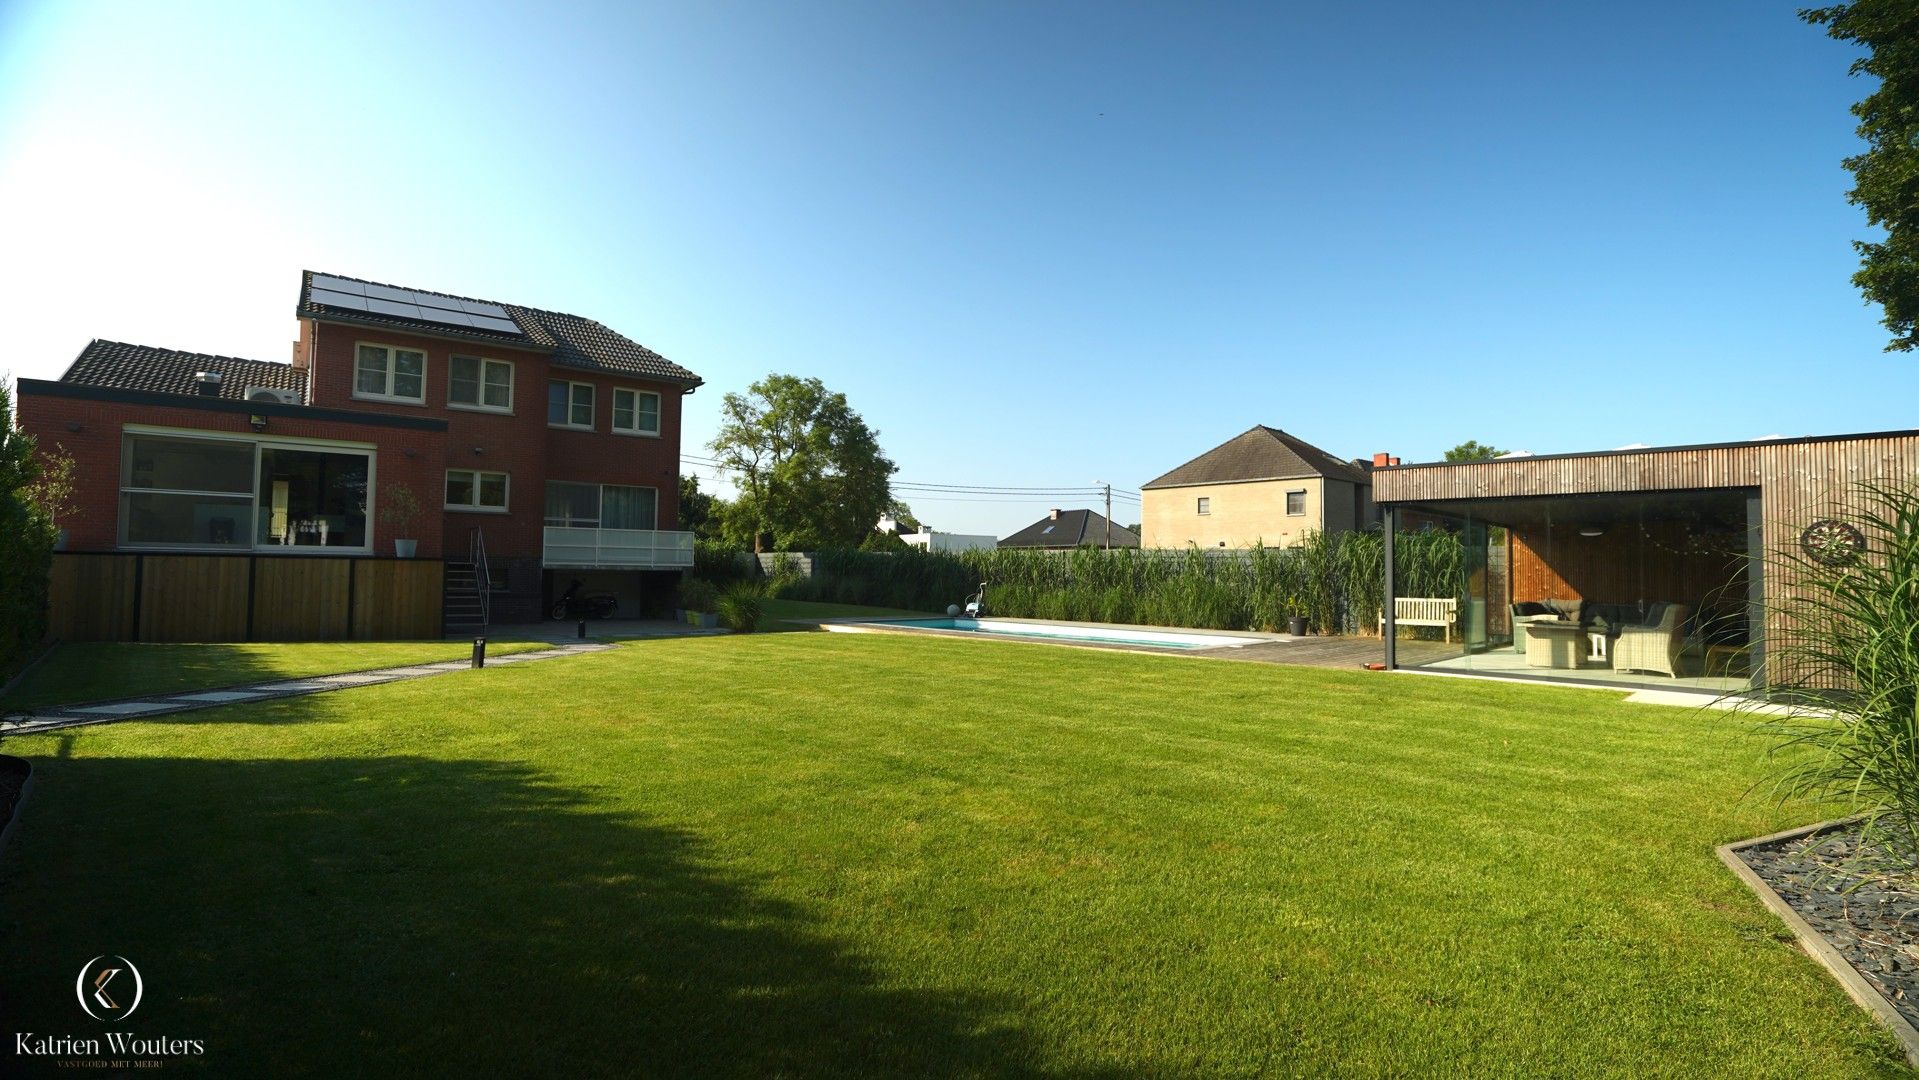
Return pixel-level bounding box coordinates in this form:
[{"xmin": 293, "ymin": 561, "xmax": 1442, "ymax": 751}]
[{"xmin": 1, "ymin": 0, "xmax": 1912, "ymax": 536}]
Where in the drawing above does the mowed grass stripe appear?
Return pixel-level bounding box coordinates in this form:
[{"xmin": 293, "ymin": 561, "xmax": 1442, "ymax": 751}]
[{"xmin": 0, "ymin": 632, "xmax": 1903, "ymax": 1077}]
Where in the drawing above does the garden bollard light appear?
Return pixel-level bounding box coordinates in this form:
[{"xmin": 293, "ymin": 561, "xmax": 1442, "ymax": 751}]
[
  {"xmin": 578, "ymin": 618, "xmax": 587, "ymax": 639},
  {"xmin": 471, "ymin": 637, "xmax": 486, "ymax": 669}
]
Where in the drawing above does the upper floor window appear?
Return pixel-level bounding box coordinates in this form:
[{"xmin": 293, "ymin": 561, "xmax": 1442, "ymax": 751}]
[
  {"xmin": 354, "ymin": 343, "xmax": 426, "ymax": 403},
  {"xmin": 1196, "ymin": 497, "xmax": 1210, "ymax": 515},
  {"xmin": 544, "ymin": 481, "xmax": 657, "ymax": 530},
  {"xmin": 445, "ymin": 469, "xmax": 509, "ymax": 512},
  {"xmin": 449, "ymin": 356, "xmax": 513, "ymax": 412},
  {"xmin": 548, "ymin": 380, "xmax": 594, "ymax": 429},
  {"xmin": 611, "ymin": 388, "xmax": 661, "ymax": 436},
  {"xmin": 1286, "ymin": 489, "xmax": 1307, "ymax": 516}
]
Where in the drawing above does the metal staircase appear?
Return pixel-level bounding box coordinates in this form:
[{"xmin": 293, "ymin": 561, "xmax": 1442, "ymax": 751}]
[{"xmin": 443, "ymin": 527, "xmax": 491, "ymax": 634}]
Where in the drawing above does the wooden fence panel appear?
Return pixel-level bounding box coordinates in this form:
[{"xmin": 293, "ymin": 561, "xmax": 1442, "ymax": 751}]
[
  {"xmin": 253, "ymin": 559, "xmax": 351, "ymax": 641},
  {"xmin": 139, "ymin": 556, "xmax": 249, "ymax": 642},
  {"xmin": 47, "ymin": 555, "xmax": 137, "ymax": 642},
  {"xmin": 352, "ymin": 560, "xmax": 443, "ymax": 640}
]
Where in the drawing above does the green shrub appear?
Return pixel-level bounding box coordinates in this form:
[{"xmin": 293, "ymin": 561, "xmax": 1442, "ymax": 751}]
[
  {"xmin": 678, "ymin": 577, "xmax": 721, "ymax": 612},
  {"xmin": 694, "ymin": 541, "xmax": 752, "ymax": 584},
  {"xmin": 0, "ymin": 383, "xmax": 59, "ymax": 669},
  {"xmin": 716, "ymin": 582, "xmax": 765, "ymax": 632}
]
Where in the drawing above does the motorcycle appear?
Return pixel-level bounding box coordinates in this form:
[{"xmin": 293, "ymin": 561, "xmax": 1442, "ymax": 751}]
[{"xmin": 551, "ymin": 579, "xmax": 619, "ymax": 620}]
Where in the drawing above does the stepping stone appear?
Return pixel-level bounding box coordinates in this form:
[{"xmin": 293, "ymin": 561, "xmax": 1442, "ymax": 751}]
[
  {"xmin": 173, "ymin": 690, "xmax": 267, "ymax": 703},
  {"xmin": 313, "ymin": 673, "xmax": 392, "ymax": 685},
  {"xmin": 68, "ymin": 702, "xmax": 174, "ymax": 715},
  {"xmin": 252, "ymin": 681, "xmax": 335, "ymax": 693},
  {"xmin": 377, "ymin": 667, "xmax": 444, "ymax": 677}
]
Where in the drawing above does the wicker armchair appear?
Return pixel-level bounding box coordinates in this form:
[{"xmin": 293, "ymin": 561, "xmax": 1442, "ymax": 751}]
[{"xmin": 1612, "ymin": 604, "xmax": 1690, "ymax": 678}]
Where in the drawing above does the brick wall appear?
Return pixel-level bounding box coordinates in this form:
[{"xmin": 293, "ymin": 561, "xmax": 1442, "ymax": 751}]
[{"xmin": 304, "ymin": 319, "xmax": 689, "ymax": 562}]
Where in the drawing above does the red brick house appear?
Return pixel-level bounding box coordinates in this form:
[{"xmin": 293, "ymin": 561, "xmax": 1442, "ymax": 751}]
[{"xmin": 14, "ymin": 271, "xmax": 702, "ymax": 635}]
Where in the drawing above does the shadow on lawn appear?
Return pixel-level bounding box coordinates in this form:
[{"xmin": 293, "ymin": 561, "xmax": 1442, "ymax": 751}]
[{"xmin": 0, "ymin": 751, "xmax": 1130, "ymax": 1078}]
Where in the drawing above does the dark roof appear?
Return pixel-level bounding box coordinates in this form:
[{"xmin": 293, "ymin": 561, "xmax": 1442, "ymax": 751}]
[
  {"xmin": 999, "ymin": 509, "xmax": 1141, "ymax": 549},
  {"xmin": 297, "ymin": 270, "xmax": 702, "ymax": 388},
  {"xmin": 60, "ymin": 340, "xmax": 306, "ymax": 401},
  {"xmin": 1142, "ymin": 426, "xmax": 1369, "ymax": 489}
]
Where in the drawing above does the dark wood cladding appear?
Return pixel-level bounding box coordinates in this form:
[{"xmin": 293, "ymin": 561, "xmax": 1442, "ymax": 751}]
[
  {"xmin": 1377, "ymin": 431, "xmax": 1919, "ymax": 685},
  {"xmin": 1374, "ymin": 433, "xmax": 1919, "ymax": 506}
]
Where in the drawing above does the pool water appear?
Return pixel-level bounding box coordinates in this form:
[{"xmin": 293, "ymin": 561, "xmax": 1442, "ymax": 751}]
[{"xmin": 852, "ymin": 618, "xmax": 1254, "ymax": 650}]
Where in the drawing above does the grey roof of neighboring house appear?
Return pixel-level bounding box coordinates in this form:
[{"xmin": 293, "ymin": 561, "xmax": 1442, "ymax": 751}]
[
  {"xmin": 297, "ymin": 270, "xmax": 703, "ymax": 388},
  {"xmin": 998, "ymin": 509, "xmax": 1141, "ymax": 549},
  {"xmin": 1142, "ymin": 425, "xmax": 1370, "ymax": 490},
  {"xmin": 59, "ymin": 339, "xmax": 307, "ymax": 401}
]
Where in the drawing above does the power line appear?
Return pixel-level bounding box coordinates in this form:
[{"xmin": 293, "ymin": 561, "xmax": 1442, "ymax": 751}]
[{"xmin": 683, "ymin": 456, "xmax": 1141, "ymax": 501}]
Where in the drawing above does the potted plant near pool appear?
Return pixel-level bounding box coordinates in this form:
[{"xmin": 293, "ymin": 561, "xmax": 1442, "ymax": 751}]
[
  {"xmin": 679, "ymin": 578, "xmax": 721, "ymax": 629},
  {"xmin": 381, "ymin": 482, "xmax": 423, "ymax": 558}
]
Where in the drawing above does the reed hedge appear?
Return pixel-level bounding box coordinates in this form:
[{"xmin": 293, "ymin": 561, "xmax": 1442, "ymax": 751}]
[{"xmin": 723, "ymin": 529, "xmax": 1467, "ymax": 635}]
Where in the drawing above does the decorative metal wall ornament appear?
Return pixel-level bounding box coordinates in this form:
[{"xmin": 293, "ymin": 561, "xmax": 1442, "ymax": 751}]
[{"xmin": 1801, "ymin": 518, "xmax": 1866, "ymax": 566}]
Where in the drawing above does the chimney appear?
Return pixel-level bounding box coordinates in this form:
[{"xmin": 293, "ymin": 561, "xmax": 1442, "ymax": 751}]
[
  {"xmin": 192, "ymin": 371, "xmax": 223, "ymax": 397},
  {"xmin": 1049, "ymin": 508, "xmax": 1061, "ymax": 520},
  {"xmin": 1390, "ymin": 456, "xmax": 1401, "ymax": 466},
  {"xmin": 1372, "ymin": 452, "xmax": 1391, "ymax": 467}
]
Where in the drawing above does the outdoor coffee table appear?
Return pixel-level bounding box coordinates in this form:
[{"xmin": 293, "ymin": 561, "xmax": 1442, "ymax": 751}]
[{"xmin": 1524, "ymin": 622, "xmax": 1588, "ymax": 669}]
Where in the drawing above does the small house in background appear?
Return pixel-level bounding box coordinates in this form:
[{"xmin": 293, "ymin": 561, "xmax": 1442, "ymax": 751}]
[
  {"xmin": 901, "ymin": 528, "xmax": 998, "ymax": 553},
  {"xmin": 1140, "ymin": 426, "xmax": 1377, "ymax": 549},
  {"xmin": 999, "ymin": 508, "xmax": 1140, "ymax": 550}
]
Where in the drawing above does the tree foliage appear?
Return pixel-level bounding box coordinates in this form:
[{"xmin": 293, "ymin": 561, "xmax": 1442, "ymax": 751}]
[
  {"xmin": 678, "ymin": 475, "xmax": 728, "ymax": 541},
  {"xmin": 0, "ymin": 381, "xmax": 61, "ymax": 668},
  {"xmin": 1443, "ymin": 440, "xmax": 1503, "ymax": 462},
  {"xmin": 708, "ymin": 374, "xmax": 896, "ymax": 552},
  {"xmin": 1804, "ymin": 2, "xmax": 1919, "ymax": 350}
]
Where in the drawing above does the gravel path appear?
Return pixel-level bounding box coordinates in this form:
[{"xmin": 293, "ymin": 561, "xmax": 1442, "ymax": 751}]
[{"xmin": 1738, "ymin": 824, "xmax": 1919, "ymax": 1028}]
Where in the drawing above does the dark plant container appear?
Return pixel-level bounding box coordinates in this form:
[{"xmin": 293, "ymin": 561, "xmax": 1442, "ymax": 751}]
[{"xmin": 1288, "ymin": 616, "xmax": 1309, "ymax": 637}]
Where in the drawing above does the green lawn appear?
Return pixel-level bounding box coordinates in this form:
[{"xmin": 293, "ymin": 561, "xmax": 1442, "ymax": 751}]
[
  {"xmin": 0, "ymin": 633, "xmax": 1904, "ymax": 1076},
  {"xmin": 0, "ymin": 639, "xmax": 551, "ymax": 711}
]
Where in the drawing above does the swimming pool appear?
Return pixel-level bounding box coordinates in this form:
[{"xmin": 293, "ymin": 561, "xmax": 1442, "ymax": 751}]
[{"xmin": 823, "ymin": 617, "xmax": 1263, "ymax": 650}]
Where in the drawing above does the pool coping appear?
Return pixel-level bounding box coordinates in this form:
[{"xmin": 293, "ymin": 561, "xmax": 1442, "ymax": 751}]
[{"xmin": 1716, "ymin": 817, "xmax": 1919, "ymax": 1068}]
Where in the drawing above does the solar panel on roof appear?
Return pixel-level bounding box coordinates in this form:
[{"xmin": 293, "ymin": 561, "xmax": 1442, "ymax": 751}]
[
  {"xmin": 309, "ymin": 274, "xmax": 365, "ymax": 295},
  {"xmin": 361, "ymin": 283, "xmax": 418, "ymax": 303},
  {"xmin": 470, "ymin": 315, "xmax": 522, "ymax": 334},
  {"xmin": 308, "ymin": 289, "xmax": 371, "ymax": 312},
  {"xmin": 364, "ymin": 298, "xmax": 424, "ymax": 320},
  {"xmin": 457, "ymin": 298, "xmax": 513, "ymax": 319}
]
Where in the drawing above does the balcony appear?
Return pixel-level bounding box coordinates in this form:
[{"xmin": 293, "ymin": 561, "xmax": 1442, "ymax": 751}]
[{"xmin": 542, "ymin": 527, "xmax": 695, "ymax": 570}]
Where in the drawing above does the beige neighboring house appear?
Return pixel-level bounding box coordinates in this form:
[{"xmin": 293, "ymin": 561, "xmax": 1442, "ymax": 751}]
[{"xmin": 1141, "ymin": 426, "xmax": 1376, "ymax": 549}]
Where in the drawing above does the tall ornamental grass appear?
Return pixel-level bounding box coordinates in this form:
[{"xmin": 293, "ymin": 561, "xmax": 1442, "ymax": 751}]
[
  {"xmin": 727, "ymin": 528, "xmax": 1466, "ymax": 635},
  {"xmin": 1756, "ymin": 483, "xmax": 1919, "ymax": 865}
]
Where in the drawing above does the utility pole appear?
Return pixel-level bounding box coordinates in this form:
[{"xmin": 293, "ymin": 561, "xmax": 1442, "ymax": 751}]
[{"xmin": 1103, "ymin": 482, "xmax": 1112, "ymax": 550}]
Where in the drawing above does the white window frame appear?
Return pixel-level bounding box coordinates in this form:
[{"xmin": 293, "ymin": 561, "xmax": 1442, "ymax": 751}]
[
  {"xmin": 1196, "ymin": 497, "xmax": 1210, "ymax": 516},
  {"xmin": 548, "ymin": 380, "xmax": 595, "ymax": 430},
  {"xmin": 444, "ymin": 469, "xmax": 510, "ymax": 514},
  {"xmin": 117, "ymin": 425, "xmax": 377, "ymax": 554},
  {"xmin": 352, "ymin": 341, "xmax": 428, "ymax": 405},
  {"xmin": 610, "ymin": 387, "xmax": 661, "ymax": 437},
  {"xmin": 1286, "ymin": 489, "xmax": 1308, "ymax": 517},
  {"xmin": 448, "ymin": 355, "xmax": 514, "ymax": 414}
]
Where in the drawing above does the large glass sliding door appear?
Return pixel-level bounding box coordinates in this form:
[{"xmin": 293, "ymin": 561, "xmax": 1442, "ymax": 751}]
[{"xmin": 119, "ymin": 432, "xmax": 373, "ymax": 552}]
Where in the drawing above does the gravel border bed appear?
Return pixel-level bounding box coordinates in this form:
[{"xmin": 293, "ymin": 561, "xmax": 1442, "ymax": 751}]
[{"xmin": 1726, "ymin": 820, "xmax": 1919, "ymax": 1064}]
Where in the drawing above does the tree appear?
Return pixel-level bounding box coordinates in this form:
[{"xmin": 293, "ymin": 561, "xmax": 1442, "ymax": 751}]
[
  {"xmin": 1443, "ymin": 440, "xmax": 1504, "ymax": 462},
  {"xmin": 1804, "ymin": 3, "xmax": 1919, "ymax": 350},
  {"xmin": 0, "ymin": 380, "xmax": 60, "ymax": 666},
  {"xmin": 677, "ymin": 474, "xmax": 727, "ymax": 540},
  {"xmin": 708, "ymin": 374, "xmax": 896, "ymax": 552}
]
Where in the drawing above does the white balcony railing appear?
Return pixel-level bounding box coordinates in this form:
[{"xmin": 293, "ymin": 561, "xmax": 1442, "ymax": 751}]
[{"xmin": 542, "ymin": 527, "xmax": 695, "ymax": 570}]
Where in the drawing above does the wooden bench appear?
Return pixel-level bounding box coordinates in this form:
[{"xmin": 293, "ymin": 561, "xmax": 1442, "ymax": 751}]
[{"xmin": 1380, "ymin": 597, "xmax": 1459, "ymax": 642}]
